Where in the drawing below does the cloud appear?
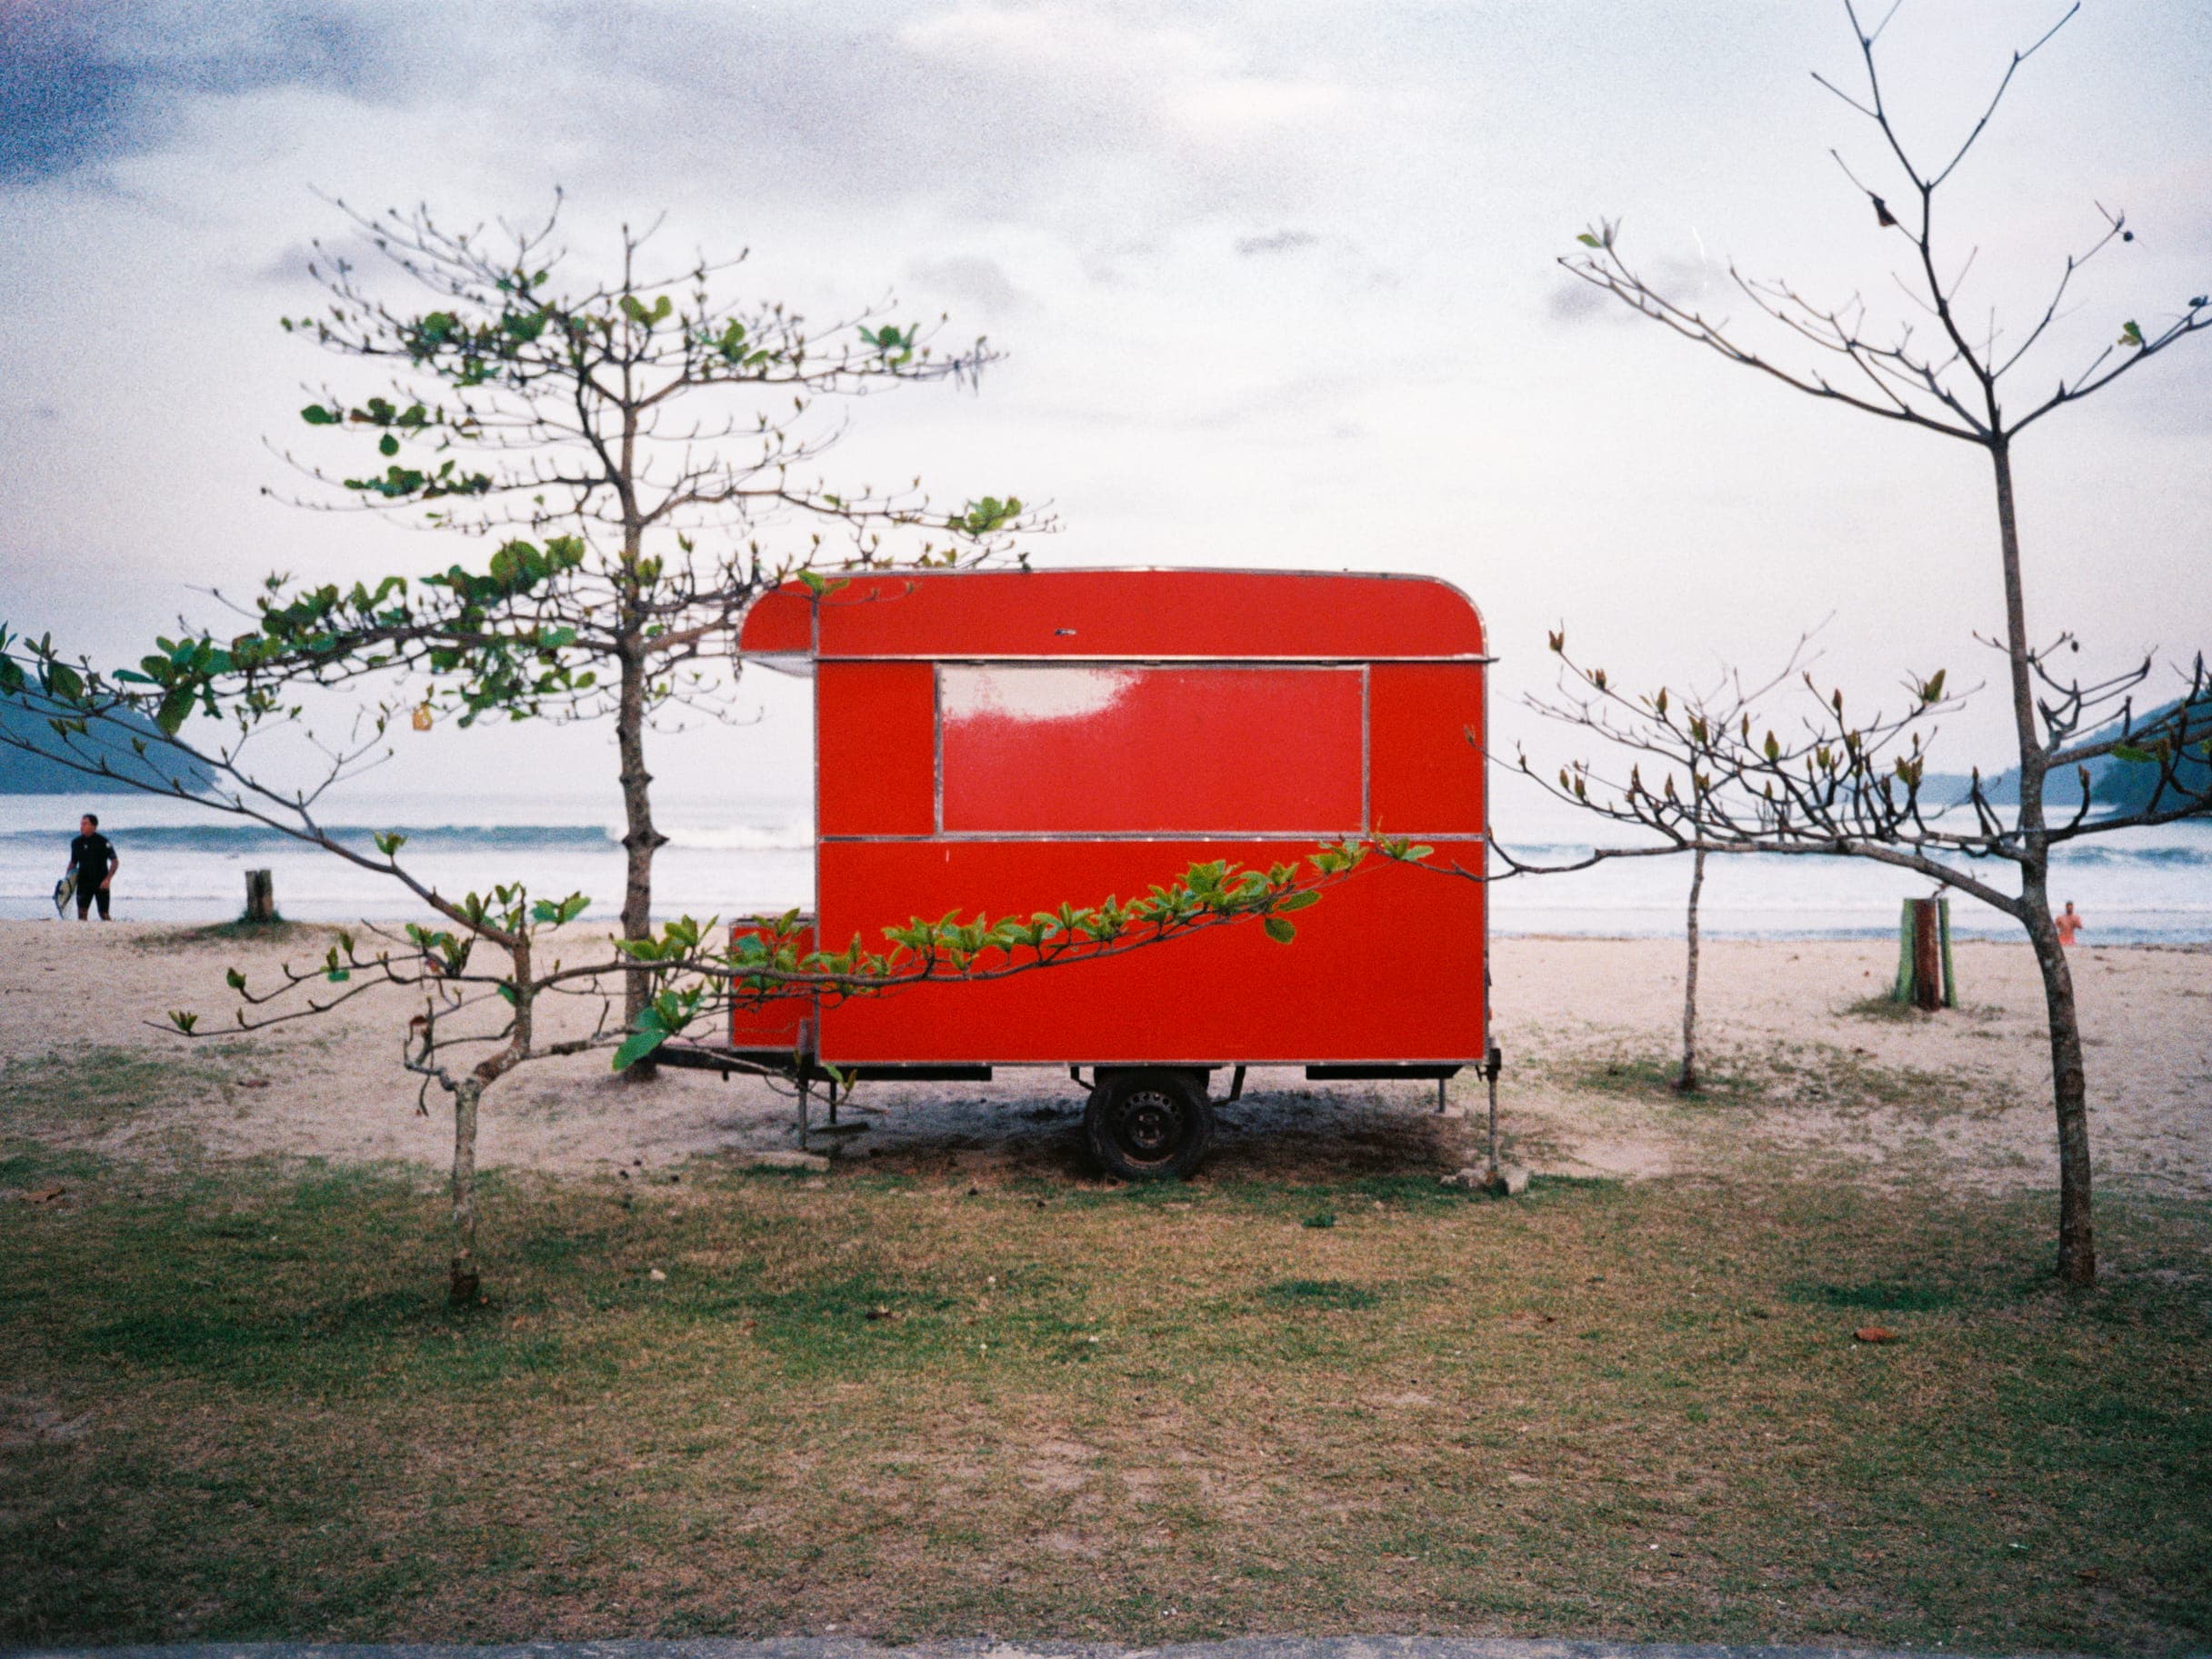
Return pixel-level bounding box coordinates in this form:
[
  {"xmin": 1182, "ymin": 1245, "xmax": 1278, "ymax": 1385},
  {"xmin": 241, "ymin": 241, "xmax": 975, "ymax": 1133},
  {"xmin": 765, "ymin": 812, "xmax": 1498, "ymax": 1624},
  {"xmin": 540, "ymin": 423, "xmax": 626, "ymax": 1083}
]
[
  {"xmin": 1236, "ymin": 228, "xmax": 1319, "ymax": 256},
  {"xmin": 0, "ymin": 0, "xmax": 375, "ymax": 184},
  {"xmin": 0, "ymin": 5, "xmax": 135, "ymax": 183},
  {"xmin": 906, "ymin": 254, "xmax": 1028, "ymax": 317},
  {"xmin": 519, "ymin": 2, "xmax": 1357, "ymax": 232},
  {"xmin": 1545, "ymin": 277, "xmax": 1615, "ymax": 322},
  {"xmin": 1546, "ymin": 251, "xmax": 1722, "ymax": 325}
]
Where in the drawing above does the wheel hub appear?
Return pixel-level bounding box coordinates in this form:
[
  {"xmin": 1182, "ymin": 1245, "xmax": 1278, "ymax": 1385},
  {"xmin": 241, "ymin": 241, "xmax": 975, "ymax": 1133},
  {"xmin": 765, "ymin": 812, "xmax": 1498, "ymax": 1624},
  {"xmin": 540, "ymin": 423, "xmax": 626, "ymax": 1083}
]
[{"xmin": 1116, "ymin": 1089, "xmax": 1182, "ymax": 1158}]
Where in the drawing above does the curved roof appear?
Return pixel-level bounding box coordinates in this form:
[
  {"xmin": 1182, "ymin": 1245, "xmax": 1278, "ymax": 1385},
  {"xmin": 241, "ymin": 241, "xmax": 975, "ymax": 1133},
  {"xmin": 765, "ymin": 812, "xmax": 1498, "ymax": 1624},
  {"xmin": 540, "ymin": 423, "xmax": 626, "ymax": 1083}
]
[{"xmin": 739, "ymin": 568, "xmax": 1486, "ymax": 661}]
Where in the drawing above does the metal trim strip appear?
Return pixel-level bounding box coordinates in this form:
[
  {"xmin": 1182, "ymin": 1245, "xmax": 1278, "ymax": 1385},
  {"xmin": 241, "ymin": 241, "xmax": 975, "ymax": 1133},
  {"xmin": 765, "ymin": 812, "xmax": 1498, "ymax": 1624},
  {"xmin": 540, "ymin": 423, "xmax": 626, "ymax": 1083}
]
[
  {"xmin": 810, "ymin": 653, "xmax": 1495, "ymax": 665},
  {"xmin": 818, "ymin": 832, "xmax": 1488, "ymax": 844},
  {"xmin": 813, "ymin": 1054, "xmax": 1487, "ymax": 1069},
  {"xmin": 1360, "ymin": 663, "xmax": 1371, "ymax": 836}
]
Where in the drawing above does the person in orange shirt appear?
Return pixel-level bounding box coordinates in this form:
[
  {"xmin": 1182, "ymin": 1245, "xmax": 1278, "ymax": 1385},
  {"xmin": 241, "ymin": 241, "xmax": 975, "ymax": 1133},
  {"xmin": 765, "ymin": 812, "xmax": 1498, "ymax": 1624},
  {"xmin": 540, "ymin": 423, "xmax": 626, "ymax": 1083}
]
[{"xmin": 2054, "ymin": 901, "xmax": 2085, "ymax": 947}]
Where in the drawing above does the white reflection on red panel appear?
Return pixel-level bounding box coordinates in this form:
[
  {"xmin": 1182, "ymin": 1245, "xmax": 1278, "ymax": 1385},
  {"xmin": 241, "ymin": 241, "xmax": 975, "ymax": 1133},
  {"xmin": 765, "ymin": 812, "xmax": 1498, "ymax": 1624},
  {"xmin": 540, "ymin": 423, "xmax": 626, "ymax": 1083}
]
[{"xmin": 939, "ymin": 665, "xmax": 1365, "ymax": 834}]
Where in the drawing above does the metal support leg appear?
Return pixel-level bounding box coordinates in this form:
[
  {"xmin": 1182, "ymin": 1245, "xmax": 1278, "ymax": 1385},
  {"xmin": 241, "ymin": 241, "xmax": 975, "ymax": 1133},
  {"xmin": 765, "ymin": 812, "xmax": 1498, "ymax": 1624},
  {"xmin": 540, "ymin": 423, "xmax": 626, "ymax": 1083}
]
[
  {"xmin": 1484, "ymin": 1043, "xmax": 1503, "ymax": 1172},
  {"xmin": 796, "ymin": 1074, "xmax": 812, "ymax": 1148}
]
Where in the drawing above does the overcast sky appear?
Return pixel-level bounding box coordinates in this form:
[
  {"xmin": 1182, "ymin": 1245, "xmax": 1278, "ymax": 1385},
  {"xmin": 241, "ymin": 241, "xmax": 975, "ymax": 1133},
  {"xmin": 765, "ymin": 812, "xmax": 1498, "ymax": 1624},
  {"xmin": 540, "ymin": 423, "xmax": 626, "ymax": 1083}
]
[{"xmin": 2, "ymin": 0, "xmax": 2207, "ymax": 817}]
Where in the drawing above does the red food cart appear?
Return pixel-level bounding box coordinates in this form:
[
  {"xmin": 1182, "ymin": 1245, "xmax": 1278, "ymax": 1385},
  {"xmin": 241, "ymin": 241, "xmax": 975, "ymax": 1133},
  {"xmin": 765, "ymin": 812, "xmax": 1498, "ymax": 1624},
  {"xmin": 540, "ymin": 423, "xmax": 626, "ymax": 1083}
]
[{"xmin": 715, "ymin": 567, "xmax": 1490, "ymax": 1178}]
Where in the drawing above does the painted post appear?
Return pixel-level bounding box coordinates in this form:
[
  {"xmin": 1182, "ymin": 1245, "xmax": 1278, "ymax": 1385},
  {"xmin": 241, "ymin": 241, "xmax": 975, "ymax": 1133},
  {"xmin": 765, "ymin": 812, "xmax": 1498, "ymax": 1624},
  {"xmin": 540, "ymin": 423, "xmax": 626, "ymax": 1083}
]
[
  {"xmin": 1894, "ymin": 896, "xmax": 1957, "ymax": 1009},
  {"xmin": 1912, "ymin": 899, "xmax": 1943, "ymax": 1010},
  {"xmin": 1938, "ymin": 897, "xmax": 1957, "ymax": 1008}
]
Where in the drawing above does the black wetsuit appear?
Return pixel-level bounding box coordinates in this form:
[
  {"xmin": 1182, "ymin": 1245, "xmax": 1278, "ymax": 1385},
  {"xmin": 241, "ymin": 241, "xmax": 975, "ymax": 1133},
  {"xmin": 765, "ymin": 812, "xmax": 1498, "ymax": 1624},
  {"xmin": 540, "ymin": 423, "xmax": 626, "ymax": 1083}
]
[{"xmin": 69, "ymin": 832, "xmax": 116, "ymax": 919}]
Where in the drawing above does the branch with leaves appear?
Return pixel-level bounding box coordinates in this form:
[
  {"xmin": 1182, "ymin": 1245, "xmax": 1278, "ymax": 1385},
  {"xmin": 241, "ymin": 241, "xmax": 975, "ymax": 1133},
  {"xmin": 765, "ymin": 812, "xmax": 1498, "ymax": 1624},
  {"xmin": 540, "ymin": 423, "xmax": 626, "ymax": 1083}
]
[
  {"xmin": 1, "ymin": 627, "xmax": 1423, "ymax": 1304},
  {"xmin": 238, "ymin": 196, "xmax": 1057, "ymax": 1053}
]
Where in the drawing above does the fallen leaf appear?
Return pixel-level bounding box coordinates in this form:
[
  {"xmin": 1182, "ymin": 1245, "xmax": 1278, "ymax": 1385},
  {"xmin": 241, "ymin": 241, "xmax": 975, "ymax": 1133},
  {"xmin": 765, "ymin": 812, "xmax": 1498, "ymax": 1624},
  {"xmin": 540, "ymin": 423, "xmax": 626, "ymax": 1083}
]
[
  {"xmin": 1855, "ymin": 1325, "xmax": 1897, "ymax": 1344},
  {"xmin": 25, "ymin": 1185, "xmax": 65, "ymax": 1204}
]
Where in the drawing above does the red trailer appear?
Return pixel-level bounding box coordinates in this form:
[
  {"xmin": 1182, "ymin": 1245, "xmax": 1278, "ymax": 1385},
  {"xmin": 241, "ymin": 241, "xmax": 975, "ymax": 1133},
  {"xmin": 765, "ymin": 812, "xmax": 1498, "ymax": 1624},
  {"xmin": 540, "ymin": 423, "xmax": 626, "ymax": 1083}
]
[{"xmin": 716, "ymin": 567, "xmax": 1490, "ymax": 1178}]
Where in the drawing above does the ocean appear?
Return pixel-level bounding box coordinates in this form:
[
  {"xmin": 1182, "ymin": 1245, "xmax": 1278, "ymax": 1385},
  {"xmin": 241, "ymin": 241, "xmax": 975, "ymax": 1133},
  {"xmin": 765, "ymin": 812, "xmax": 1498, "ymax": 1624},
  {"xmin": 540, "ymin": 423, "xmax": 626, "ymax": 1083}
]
[{"xmin": 5, "ymin": 788, "xmax": 2207, "ymax": 944}]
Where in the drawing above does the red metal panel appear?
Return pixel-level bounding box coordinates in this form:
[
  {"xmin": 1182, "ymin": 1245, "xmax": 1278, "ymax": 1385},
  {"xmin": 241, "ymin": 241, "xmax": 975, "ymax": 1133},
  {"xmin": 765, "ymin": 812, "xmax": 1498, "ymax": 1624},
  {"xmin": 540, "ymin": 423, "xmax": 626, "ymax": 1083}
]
[
  {"xmin": 941, "ymin": 665, "xmax": 1363, "ymax": 834},
  {"xmin": 740, "ymin": 587, "xmax": 813, "ymax": 655},
  {"xmin": 816, "ymin": 663, "xmax": 936, "ymax": 835},
  {"xmin": 1368, "ymin": 664, "xmax": 1486, "ymax": 835},
  {"xmin": 816, "ymin": 839, "xmax": 1485, "ymax": 1064},
  {"xmin": 798, "ymin": 571, "xmax": 1485, "ymax": 661},
  {"xmin": 727, "ymin": 919, "xmax": 816, "ymax": 1051}
]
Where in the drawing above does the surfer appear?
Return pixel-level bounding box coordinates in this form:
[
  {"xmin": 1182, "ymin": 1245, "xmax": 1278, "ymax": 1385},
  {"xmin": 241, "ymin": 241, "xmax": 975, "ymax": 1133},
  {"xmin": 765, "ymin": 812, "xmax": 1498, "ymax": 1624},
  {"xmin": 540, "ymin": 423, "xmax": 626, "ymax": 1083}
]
[
  {"xmin": 2054, "ymin": 900, "xmax": 2085, "ymax": 949},
  {"xmin": 65, "ymin": 814, "xmax": 119, "ymax": 921}
]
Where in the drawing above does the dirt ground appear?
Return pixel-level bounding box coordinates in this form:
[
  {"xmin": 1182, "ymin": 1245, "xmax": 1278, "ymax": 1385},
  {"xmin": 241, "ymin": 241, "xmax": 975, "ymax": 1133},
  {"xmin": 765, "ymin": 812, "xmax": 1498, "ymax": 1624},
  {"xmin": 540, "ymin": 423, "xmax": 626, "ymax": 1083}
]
[{"xmin": 2, "ymin": 919, "xmax": 2206, "ymax": 1195}]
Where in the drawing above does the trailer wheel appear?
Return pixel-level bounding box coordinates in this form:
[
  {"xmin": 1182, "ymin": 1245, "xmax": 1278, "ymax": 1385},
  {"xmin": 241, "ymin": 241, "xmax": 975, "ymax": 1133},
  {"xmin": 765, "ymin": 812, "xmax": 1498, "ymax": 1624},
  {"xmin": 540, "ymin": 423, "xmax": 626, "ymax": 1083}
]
[{"xmin": 1086, "ymin": 1069, "xmax": 1213, "ymax": 1181}]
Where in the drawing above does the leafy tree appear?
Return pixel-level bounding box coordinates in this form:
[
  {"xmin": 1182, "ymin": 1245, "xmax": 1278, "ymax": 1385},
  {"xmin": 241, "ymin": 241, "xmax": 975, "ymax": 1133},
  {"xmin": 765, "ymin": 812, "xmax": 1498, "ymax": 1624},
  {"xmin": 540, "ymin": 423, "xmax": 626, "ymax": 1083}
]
[
  {"xmin": 1529, "ymin": 2, "xmax": 2209, "ymax": 1283},
  {"xmin": 232, "ymin": 197, "xmax": 1043, "ymax": 1063},
  {"xmin": 0, "ymin": 622, "xmax": 1390, "ymax": 1304}
]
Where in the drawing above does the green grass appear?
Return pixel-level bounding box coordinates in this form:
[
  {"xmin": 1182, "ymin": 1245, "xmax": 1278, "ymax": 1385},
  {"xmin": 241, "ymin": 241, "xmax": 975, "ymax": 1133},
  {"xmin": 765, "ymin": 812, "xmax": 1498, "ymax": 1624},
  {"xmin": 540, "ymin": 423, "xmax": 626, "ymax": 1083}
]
[
  {"xmin": 2, "ymin": 1149, "xmax": 2207, "ymax": 1651},
  {"xmin": 147, "ymin": 918, "xmax": 319, "ymax": 946},
  {"xmin": 1571, "ymin": 1052, "xmax": 1760, "ymax": 1102},
  {"xmin": 1570, "ymin": 1042, "xmax": 2004, "ymax": 1117},
  {"xmin": 1843, "ymin": 991, "xmax": 1928, "ymax": 1023},
  {"xmin": 0, "ymin": 1044, "xmax": 259, "ymax": 1181}
]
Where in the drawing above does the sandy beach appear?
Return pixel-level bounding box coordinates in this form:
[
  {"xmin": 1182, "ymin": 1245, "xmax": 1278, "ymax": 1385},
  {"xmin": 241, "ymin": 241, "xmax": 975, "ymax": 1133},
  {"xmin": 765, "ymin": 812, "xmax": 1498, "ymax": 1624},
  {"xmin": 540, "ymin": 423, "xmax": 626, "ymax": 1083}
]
[{"xmin": 2, "ymin": 918, "xmax": 2205, "ymax": 1197}]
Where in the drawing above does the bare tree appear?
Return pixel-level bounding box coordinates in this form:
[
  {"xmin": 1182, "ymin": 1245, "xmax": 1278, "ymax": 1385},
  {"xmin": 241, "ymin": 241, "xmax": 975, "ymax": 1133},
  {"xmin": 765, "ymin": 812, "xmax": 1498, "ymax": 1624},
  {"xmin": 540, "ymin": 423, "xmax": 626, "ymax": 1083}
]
[
  {"xmin": 1533, "ymin": 1, "xmax": 2210, "ymax": 1283},
  {"xmin": 1677, "ymin": 847, "xmax": 1707, "ymax": 1094},
  {"xmin": 235, "ymin": 197, "xmax": 1044, "ymax": 1064}
]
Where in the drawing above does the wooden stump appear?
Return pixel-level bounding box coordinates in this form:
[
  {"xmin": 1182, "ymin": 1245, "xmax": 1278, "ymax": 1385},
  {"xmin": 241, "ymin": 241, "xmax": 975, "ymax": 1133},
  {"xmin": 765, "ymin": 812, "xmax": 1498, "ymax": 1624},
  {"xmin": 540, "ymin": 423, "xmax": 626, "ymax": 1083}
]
[{"xmin": 244, "ymin": 869, "xmax": 277, "ymax": 923}]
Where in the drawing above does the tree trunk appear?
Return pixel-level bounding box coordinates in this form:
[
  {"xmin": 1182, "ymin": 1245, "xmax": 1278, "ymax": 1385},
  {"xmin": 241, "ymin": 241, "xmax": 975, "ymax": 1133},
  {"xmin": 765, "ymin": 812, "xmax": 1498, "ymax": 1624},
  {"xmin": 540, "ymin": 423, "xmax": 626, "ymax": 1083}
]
[
  {"xmin": 1676, "ymin": 846, "xmax": 1706, "ymax": 1094},
  {"xmin": 448, "ymin": 1074, "xmax": 483, "ymax": 1306},
  {"xmin": 2022, "ymin": 857, "xmax": 2096, "ymax": 1284},
  {"xmin": 615, "ymin": 637, "xmax": 665, "ymax": 1078},
  {"xmin": 1991, "ymin": 437, "xmax": 2096, "ymax": 1285}
]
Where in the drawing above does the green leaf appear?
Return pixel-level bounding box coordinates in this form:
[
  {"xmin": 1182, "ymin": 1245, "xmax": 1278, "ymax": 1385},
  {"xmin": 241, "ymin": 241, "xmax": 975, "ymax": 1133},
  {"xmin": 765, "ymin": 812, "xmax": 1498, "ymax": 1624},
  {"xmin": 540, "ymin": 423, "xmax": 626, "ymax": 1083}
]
[
  {"xmin": 300, "ymin": 404, "xmax": 342, "ymax": 425},
  {"xmin": 613, "ymin": 1028, "xmax": 667, "ymax": 1072},
  {"xmin": 1263, "ymin": 915, "xmax": 1296, "ymax": 944},
  {"xmin": 1276, "ymin": 891, "xmax": 1321, "ymax": 912},
  {"xmin": 2110, "ymin": 742, "xmax": 2155, "ymax": 764},
  {"xmin": 1576, "ymin": 232, "xmax": 1601, "ymax": 248},
  {"xmin": 2119, "ymin": 319, "xmax": 2146, "ymax": 348},
  {"xmin": 378, "ymin": 434, "xmax": 399, "ymax": 456},
  {"xmin": 155, "ymin": 689, "xmax": 195, "ymax": 735}
]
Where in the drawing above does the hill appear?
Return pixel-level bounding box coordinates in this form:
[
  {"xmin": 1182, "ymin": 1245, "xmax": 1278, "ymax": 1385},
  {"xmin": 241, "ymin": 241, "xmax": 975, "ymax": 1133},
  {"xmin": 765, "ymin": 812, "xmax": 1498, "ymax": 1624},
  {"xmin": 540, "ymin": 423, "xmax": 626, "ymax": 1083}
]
[
  {"xmin": 0, "ymin": 700, "xmax": 213, "ymax": 795},
  {"xmin": 1929, "ymin": 692, "xmax": 2212, "ymax": 816}
]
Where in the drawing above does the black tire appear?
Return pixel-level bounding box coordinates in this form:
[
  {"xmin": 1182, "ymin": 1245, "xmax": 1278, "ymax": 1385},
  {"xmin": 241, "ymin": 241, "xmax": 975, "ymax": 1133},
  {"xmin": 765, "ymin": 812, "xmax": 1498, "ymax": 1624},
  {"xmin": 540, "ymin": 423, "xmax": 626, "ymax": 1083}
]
[{"xmin": 1086, "ymin": 1069, "xmax": 1214, "ymax": 1181}]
